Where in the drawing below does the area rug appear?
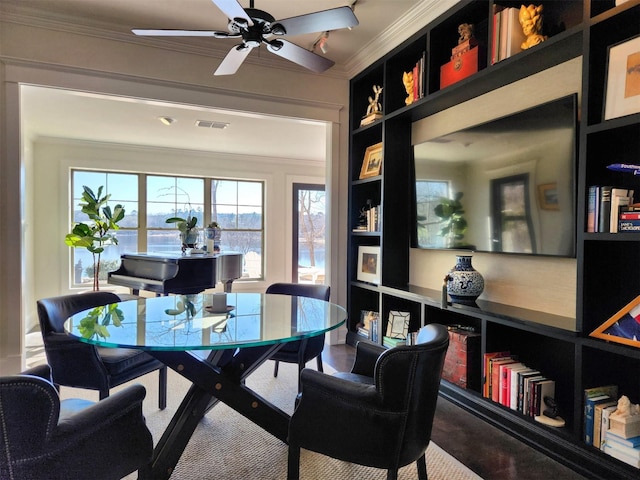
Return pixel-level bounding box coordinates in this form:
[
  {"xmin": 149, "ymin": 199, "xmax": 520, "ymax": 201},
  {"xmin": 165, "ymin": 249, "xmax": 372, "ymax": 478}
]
[{"xmin": 60, "ymin": 360, "xmax": 482, "ymax": 480}]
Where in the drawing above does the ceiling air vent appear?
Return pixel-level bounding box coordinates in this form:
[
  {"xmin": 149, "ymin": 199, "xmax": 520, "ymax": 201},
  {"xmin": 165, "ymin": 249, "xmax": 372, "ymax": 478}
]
[{"xmin": 195, "ymin": 120, "xmax": 229, "ymax": 129}]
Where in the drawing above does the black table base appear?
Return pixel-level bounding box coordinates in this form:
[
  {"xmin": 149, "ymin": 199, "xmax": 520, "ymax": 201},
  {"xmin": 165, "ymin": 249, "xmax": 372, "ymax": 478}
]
[{"xmin": 138, "ymin": 344, "xmax": 290, "ymax": 479}]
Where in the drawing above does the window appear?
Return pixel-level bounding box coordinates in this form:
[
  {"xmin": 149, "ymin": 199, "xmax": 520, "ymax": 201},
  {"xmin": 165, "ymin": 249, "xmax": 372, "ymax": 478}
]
[
  {"xmin": 70, "ymin": 170, "xmax": 264, "ymax": 287},
  {"xmin": 415, "ymin": 180, "xmax": 449, "ymax": 248},
  {"xmin": 490, "ymin": 174, "xmax": 535, "ymax": 253},
  {"xmin": 293, "ymin": 184, "xmax": 325, "ymax": 284},
  {"xmin": 212, "ymin": 180, "xmax": 264, "ymax": 279}
]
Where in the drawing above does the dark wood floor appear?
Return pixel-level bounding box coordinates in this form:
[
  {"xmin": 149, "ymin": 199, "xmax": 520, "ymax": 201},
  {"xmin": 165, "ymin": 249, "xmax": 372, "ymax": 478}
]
[{"xmin": 323, "ymin": 344, "xmax": 587, "ymax": 480}]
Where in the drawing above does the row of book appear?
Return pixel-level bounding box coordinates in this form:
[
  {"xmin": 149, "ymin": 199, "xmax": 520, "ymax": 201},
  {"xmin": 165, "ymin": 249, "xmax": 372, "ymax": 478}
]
[
  {"xmin": 407, "ymin": 52, "xmax": 426, "ymax": 105},
  {"xmin": 584, "ymin": 385, "xmax": 640, "ymax": 469},
  {"xmin": 587, "ymin": 185, "xmax": 636, "ymax": 233},
  {"xmin": 483, "ymin": 351, "xmax": 555, "ymax": 418},
  {"xmin": 490, "ymin": 5, "xmax": 526, "ymax": 65},
  {"xmin": 356, "ymin": 310, "xmax": 379, "ymax": 342},
  {"xmin": 353, "ymin": 204, "xmax": 380, "ymax": 232}
]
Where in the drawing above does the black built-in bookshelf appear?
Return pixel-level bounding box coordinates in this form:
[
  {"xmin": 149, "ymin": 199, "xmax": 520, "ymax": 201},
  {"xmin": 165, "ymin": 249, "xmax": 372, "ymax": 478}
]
[{"xmin": 347, "ymin": 1, "xmax": 640, "ymax": 479}]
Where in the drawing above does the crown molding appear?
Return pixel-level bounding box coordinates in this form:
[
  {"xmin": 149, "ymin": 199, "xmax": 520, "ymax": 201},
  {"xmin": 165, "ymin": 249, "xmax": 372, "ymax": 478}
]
[{"xmin": 345, "ymin": 0, "xmax": 460, "ymax": 79}]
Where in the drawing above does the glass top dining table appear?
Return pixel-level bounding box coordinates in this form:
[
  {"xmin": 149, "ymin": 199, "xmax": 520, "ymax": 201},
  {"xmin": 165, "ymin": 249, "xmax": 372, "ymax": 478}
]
[
  {"xmin": 65, "ymin": 292, "xmax": 346, "ymax": 351},
  {"xmin": 64, "ymin": 292, "xmax": 347, "ymax": 480}
]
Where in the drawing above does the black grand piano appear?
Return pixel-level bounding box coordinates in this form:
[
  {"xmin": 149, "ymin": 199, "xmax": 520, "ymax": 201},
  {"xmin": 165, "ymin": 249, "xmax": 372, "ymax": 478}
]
[{"xmin": 107, "ymin": 252, "xmax": 243, "ymax": 295}]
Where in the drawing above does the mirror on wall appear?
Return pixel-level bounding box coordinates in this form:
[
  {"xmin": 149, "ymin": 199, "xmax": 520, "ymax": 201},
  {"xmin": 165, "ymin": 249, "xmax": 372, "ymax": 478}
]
[{"xmin": 412, "ymin": 94, "xmax": 577, "ymax": 258}]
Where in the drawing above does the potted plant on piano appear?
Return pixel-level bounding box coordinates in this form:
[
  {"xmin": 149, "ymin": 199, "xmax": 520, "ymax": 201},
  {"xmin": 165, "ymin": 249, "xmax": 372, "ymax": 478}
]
[
  {"xmin": 166, "ymin": 212, "xmax": 199, "ymax": 252},
  {"xmin": 65, "ymin": 185, "xmax": 125, "ymax": 291}
]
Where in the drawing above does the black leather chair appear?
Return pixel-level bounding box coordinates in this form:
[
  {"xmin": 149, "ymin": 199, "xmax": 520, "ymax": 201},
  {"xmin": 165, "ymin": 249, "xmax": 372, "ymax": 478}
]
[
  {"xmin": 37, "ymin": 291, "xmax": 167, "ymax": 409},
  {"xmin": 0, "ymin": 364, "xmax": 153, "ymax": 480},
  {"xmin": 266, "ymin": 282, "xmax": 330, "ymax": 390},
  {"xmin": 287, "ymin": 323, "xmax": 449, "ymax": 480}
]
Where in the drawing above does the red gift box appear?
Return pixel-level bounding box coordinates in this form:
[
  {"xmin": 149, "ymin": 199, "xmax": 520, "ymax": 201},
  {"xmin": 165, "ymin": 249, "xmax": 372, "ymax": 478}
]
[{"xmin": 440, "ymin": 46, "xmax": 485, "ymax": 89}]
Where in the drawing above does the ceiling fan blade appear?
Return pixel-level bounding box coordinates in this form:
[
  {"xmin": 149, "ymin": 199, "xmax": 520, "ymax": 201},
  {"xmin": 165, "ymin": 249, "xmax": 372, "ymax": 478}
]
[
  {"xmin": 272, "ymin": 6, "xmax": 358, "ymax": 36},
  {"xmin": 267, "ymin": 39, "xmax": 335, "ymax": 73},
  {"xmin": 214, "ymin": 44, "xmax": 253, "ymax": 76},
  {"xmin": 211, "ymin": 0, "xmax": 253, "ymax": 27},
  {"xmin": 132, "ymin": 29, "xmax": 238, "ymax": 39}
]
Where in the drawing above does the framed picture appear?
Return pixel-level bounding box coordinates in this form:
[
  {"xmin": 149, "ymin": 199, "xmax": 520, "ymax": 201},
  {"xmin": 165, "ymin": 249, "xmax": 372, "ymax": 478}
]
[
  {"xmin": 604, "ymin": 34, "xmax": 640, "ymax": 121},
  {"xmin": 590, "ymin": 295, "xmax": 640, "ymax": 349},
  {"xmin": 359, "ymin": 142, "xmax": 383, "ymax": 179},
  {"xmin": 356, "ymin": 246, "xmax": 380, "ymax": 284},
  {"xmin": 537, "ymin": 183, "xmax": 559, "ymax": 210},
  {"xmin": 386, "ymin": 311, "xmax": 410, "ymax": 339}
]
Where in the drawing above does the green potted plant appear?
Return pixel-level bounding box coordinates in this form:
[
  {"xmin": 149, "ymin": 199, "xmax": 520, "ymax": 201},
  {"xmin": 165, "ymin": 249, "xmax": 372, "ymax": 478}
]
[
  {"xmin": 434, "ymin": 192, "xmax": 468, "ymax": 248},
  {"xmin": 166, "ymin": 212, "xmax": 199, "ymax": 251},
  {"xmin": 65, "ymin": 186, "xmax": 125, "ymax": 291}
]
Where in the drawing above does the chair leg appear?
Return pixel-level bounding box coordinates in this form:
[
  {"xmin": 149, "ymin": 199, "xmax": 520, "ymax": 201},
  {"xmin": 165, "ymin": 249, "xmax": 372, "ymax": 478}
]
[
  {"xmin": 99, "ymin": 388, "xmax": 109, "ymax": 400},
  {"xmin": 417, "ymin": 453, "xmax": 428, "ymax": 480},
  {"xmin": 158, "ymin": 366, "xmax": 167, "ymax": 410},
  {"xmin": 273, "ymin": 360, "xmax": 280, "ymax": 378},
  {"xmin": 316, "ymin": 353, "xmax": 324, "ymax": 372},
  {"xmin": 287, "ymin": 445, "xmax": 301, "ymax": 480},
  {"xmin": 387, "ymin": 469, "xmax": 398, "ymax": 480}
]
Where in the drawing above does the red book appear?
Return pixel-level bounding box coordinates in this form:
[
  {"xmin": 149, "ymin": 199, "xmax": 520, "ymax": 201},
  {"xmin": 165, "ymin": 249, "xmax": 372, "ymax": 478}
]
[
  {"xmin": 483, "ymin": 351, "xmax": 509, "ymax": 397},
  {"xmin": 490, "ymin": 357, "xmax": 516, "ymax": 402}
]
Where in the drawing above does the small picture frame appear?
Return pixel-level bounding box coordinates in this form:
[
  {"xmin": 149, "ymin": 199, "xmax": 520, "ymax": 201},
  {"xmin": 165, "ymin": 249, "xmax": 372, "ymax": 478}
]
[
  {"xmin": 359, "ymin": 142, "xmax": 383, "ymax": 179},
  {"xmin": 537, "ymin": 183, "xmax": 559, "ymax": 210},
  {"xmin": 386, "ymin": 311, "xmax": 410, "ymax": 339},
  {"xmin": 604, "ymin": 34, "xmax": 640, "ymax": 121},
  {"xmin": 590, "ymin": 295, "xmax": 640, "ymax": 349},
  {"xmin": 356, "ymin": 246, "xmax": 380, "ymax": 284}
]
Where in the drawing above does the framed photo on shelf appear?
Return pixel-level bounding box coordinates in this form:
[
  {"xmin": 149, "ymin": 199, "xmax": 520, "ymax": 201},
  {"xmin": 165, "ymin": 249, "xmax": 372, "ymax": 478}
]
[
  {"xmin": 356, "ymin": 246, "xmax": 380, "ymax": 284},
  {"xmin": 604, "ymin": 34, "xmax": 640, "ymax": 121},
  {"xmin": 359, "ymin": 142, "xmax": 383, "ymax": 179},
  {"xmin": 590, "ymin": 294, "xmax": 640, "ymax": 349},
  {"xmin": 537, "ymin": 183, "xmax": 559, "ymax": 210},
  {"xmin": 386, "ymin": 311, "xmax": 410, "ymax": 339}
]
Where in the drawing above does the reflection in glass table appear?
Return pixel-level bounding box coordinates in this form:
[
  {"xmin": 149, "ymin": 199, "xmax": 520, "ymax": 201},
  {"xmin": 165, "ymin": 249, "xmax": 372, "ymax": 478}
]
[{"xmin": 65, "ymin": 292, "xmax": 346, "ymax": 479}]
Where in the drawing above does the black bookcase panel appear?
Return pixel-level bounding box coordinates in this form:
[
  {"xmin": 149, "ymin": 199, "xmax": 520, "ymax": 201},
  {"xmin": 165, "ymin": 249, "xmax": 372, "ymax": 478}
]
[{"xmin": 347, "ymin": 2, "xmax": 640, "ymax": 477}]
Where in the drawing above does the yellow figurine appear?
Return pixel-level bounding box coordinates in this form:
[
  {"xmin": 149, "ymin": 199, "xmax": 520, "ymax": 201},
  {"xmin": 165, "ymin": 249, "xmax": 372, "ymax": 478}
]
[
  {"xmin": 403, "ymin": 71, "xmax": 415, "ymax": 106},
  {"xmin": 519, "ymin": 4, "xmax": 547, "ymax": 50}
]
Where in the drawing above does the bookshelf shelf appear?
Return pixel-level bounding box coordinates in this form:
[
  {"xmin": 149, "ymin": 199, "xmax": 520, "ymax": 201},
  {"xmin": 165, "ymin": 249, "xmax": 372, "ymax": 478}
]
[{"xmin": 347, "ymin": 1, "xmax": 640, "ymax": 478}]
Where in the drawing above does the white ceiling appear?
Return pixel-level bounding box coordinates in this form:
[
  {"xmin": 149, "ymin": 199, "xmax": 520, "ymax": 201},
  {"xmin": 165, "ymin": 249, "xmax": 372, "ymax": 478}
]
[{"xmin": 10, "ymin": 0, "xmax": 458, "ymax": 161}]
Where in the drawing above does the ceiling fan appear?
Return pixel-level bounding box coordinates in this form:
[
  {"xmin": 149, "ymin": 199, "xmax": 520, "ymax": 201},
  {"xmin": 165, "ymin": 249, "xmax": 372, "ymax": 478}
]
[{"xmin": 132, "ymin": 0, "xmax": 359, "ymax": 76}]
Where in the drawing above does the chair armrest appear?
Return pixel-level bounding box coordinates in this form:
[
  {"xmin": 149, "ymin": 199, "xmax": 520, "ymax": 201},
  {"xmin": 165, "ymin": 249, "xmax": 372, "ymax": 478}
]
[
  {"xmin": 55, "ymin": 383, "xmax": 147, "ymax": 437},
  {"xmin": 20, "ymin": 364, "xmax": 52, "ymax": 382},
  {"xmin": 298, "ymin": 368, "xmax": 380, "ymax": 407},
  {"xmin": 350, "ymin": 341, "xmax": 385, "ymax": 377}
]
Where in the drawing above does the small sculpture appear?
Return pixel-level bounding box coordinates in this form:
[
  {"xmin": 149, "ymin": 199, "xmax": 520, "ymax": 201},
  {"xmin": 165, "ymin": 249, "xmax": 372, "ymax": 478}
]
[
  {"xmin": 366, "ymin": 85, "xmax": 383, "ymax": 116},
  {"xmin": 519, "ymin": 4, "xmax": 548, "ymax": 50},
  {"xmin": 403, "ymin": 71, "xmax": 415, "ymax": 105},
  {"xmin": 611, "ymin": 395, "xmax": 640, "ymax": 418},
  {"xmin": 458, "ymin": 23, "xmax": 474, "ymax": 44}
]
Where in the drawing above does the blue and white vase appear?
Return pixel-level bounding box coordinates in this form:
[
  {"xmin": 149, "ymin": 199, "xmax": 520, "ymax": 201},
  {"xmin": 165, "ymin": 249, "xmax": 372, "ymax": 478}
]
[{"xmin": 446, "ymin": 255, "xmax": 484, "ymax": 305}]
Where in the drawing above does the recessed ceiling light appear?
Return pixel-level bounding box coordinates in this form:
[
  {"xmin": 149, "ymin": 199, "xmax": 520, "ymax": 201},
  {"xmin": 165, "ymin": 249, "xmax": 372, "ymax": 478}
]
[{"xmin": 158, "ymin": 116, "xmax": 176, "ymax": 126}]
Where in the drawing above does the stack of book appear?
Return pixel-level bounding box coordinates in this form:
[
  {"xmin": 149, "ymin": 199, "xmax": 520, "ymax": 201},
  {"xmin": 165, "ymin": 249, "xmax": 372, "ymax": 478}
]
[
  {"xmin": 383, "ymin": 336, "xmax": 406, "ymax": 348},
  {"xmin": 583, "ymin": 385, "xmax": 618, "ymax": 447},
  {"xmin": 490, "ymin": 5, "xmax": 527, "ymax": 65},
  {"xmin": 356, "ymin": 310, "xmax": 379, "ymax": 342},
  {"xmin": 482, "ymin": 351, "xmax": 555, "ymax": 418},
  {"xmin": 618, "ymin": 204, "xmax": 640, "ymax": 232},
  {"xmin": 602, "ymin": 431, "xmax": 640, "ymax": 468},
  {"xmin": 587, "ymin": 185, "xmax": 634, "ymax": 233}
]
